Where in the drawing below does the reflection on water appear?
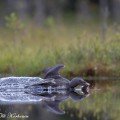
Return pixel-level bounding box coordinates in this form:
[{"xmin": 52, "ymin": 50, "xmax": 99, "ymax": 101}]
[
  {"xmin": 63, "ymin": 80, "xmax": 120, "ymax": 120},
  {"xmin": 0, "ymin": 80, "xmax": 120, "ymax": 120},
  {"xmin": 0, "ymin": 82, "xmax": 89, "ymax": 115}
]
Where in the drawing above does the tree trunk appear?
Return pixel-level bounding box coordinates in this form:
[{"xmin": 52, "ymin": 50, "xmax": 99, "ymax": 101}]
[
  {"xmin": 14, "ymin": 0, "xmax": 29, "ymax": 21},
  {"xmin": 77, "ymin": 0, "xmax": 91, "ymax": 20},
  {"xmin": 34, "ymin": 0, "xmax": 46, "ymax": 26},
  {"xmin": 111, "ymin": 0, "xmax": 120, "ymax": 23},
  {"xmin": 47, "ymin": 0, "xmax": 63, "ymax": 23},
  {"xmin": 99, "ymin": 0, "xmax": 109, "ymax": 41}
]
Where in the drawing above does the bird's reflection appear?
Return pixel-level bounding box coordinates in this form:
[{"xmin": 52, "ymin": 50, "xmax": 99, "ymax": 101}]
[
  {"xmin": 27, "ymin": 85, "xmax": 90, "ymax": 114},
  {"xmin": 0, "ymin": 85, "xmax": 90, "ymax": 114}
]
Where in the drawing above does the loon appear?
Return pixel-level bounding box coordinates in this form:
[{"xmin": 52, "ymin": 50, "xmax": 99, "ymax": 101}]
[
  {"xmin": 26, "ymin": 64, "xmax": 89, "ymax": 94},
  {"xmin": 0, "ymin": 64, "xmax": 89, "ymax": 93},
  {"xmin": 0, "ymin": 64, "xmax": 90, "ymax": 114}
]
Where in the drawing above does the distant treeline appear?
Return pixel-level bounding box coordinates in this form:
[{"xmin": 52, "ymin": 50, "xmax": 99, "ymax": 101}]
[{"xmin": 0, "ymin": 0, "xmax": 120, "ymax": 25}]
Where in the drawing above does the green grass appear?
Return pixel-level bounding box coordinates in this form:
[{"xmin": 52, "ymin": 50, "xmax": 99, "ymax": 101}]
[{"xmin": 0, "ymin": 23, "xmax": 120, "ymax": 77}]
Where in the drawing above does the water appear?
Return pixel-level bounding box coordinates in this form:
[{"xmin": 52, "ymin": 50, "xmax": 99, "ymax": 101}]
[{"xmin": 0, "ymin": 79, "xmax": 119, "ymax": 120}]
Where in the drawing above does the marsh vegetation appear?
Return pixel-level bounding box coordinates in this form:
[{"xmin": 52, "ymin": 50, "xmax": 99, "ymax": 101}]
[{"xmin": 0, "ymin": 21, "xmax": 120, "ymax": 77}]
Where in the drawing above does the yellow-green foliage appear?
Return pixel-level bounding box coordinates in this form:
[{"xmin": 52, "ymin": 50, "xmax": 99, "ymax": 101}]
[{"xmin": 0, "ymin": 23, "xmax": 120, "ymax": 76}]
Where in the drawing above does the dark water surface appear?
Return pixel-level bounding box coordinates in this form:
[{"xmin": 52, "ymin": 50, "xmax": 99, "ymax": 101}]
[{"xmin": 0, "ymin": 80, "xmax": 120, "ymax": 120}]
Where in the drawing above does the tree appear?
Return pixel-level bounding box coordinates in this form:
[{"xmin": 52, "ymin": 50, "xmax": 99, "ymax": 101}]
[
  {"xmin": 111, "ymin": 0, "xmax": 120, "ymax": 23},
  {"xmin": 13, "ymin": 0, "xmax": 29, "ymax": 21},
  {"xmin": 46, "ymin": 0, "xmax": 64, "ymax": 23},
  {"xmin": 34, "ymin": 0, "xmax": 46, "ymax": 26},
  {"xmin": 77, "ymin": 0, "xmax": 91, "ymax": 20},
  {"xmin": 99, "ymin": 0, "xmax": 109, "ymax": 41}
]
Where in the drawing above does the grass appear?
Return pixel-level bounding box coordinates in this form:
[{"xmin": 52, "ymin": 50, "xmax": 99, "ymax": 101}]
[{"xmin": 0, "ymin": 23, "xmax": 120, "ymax": 77}]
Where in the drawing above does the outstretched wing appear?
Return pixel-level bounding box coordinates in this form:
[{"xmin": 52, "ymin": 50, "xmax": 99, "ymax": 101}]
[
  {"xmin": 43, "ymin": 64, "xmax": 64, "ymax": 79},
  {"xmin": 43, "ymin": 100, "xmax": 65, "ymax": 114}
]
